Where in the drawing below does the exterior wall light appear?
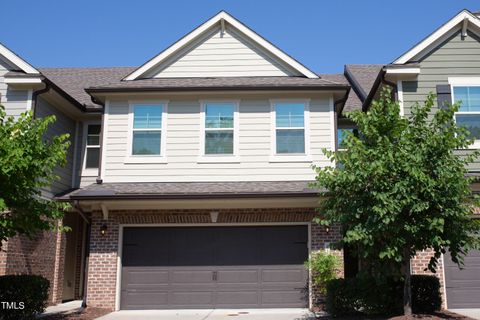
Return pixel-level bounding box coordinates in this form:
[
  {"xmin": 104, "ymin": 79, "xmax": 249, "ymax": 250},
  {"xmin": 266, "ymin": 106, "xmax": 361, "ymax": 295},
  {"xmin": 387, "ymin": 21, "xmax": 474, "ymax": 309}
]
[{"xmin": 100, "ymin": 224, "xmax": 108, "ymax": 236}]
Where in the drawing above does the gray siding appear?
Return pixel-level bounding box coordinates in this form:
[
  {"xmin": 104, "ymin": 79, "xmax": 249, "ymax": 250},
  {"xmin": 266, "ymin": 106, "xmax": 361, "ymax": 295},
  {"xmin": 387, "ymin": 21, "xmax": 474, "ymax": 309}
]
[
  {"xmin": 401, "ymin": 29, "xmax": 480, "ymax": 170},
  {"xmin": 36, "ymin": 97, "xmax": 76, "ymax": 196},
  {"xmin": 0, "ymin": 57, "xmax": 30, "ymax": 118}
]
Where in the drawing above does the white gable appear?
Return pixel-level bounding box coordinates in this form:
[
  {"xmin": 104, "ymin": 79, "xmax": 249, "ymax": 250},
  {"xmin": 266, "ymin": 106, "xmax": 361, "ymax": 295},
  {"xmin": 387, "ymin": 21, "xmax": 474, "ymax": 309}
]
[
  {"xmin": 150, "ymin": 25, "xmax": 299, "ymax": 78},
  {"xmin": 393, "ymin": 10, "xmax": 480, "ymax": 64},
  {"xmin": 0, "ymin": 42, "xmax": 38, "ymax": 74},
  {"xmin": 124, "ymin": 11, "xmax": 318, "ymax": 80}
]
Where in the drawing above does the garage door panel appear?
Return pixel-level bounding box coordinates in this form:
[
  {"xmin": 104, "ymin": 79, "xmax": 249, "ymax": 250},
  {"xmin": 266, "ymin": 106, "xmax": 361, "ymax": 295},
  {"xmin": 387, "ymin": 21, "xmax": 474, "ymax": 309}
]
[
  {"xmin": 445, "ymin": 250, "xmax": 480, "ymax": 308},
  {"xmin": 121, "ymin": 226, "xmax": 308, "ymax": 309}
]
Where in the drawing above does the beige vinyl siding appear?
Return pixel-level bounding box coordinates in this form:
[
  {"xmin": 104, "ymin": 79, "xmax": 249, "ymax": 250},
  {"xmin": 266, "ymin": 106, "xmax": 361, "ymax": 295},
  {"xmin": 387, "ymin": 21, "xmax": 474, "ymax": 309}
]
[
  {"xmin": 402, "ymin": 29, "xmax": 480, "ymax": 170},
  {"xmin": 151, "ymin": 25, "xmax": 300, "ymax": 78},
  {"xmin": 103, "ymin": 93, "xmax": 333, "ymax": 183},
  {"xmin": 0, "ymin": 57, "xmax": 29, "ymax": 118},
  {"xmin": 36, "ymin": 97, "xmax": 76, "ymax": 196}
]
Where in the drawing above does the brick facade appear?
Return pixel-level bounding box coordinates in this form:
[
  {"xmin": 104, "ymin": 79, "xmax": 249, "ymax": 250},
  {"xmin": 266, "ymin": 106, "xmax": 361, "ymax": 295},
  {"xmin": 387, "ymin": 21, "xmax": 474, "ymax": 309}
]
[
  {"xmin": 85, "ymin": 207, "xmax": 344, "ymax": 310},
  {"xmin": 0, "ymin": 229, "xmax": 66, "ymax": 305},
  {"xmin": 411, "ymin": 249, "xmax": 446, "ymax": 307}
]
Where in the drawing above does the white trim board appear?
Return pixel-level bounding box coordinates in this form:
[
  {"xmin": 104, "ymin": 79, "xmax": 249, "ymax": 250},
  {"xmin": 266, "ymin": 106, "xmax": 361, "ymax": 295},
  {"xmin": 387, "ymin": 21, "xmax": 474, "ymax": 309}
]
[
  {"xmin": 393, "ymin": 10, "xmax": 480, "ymax": 64},
  {"xmin": 123, "ymin": 11, "xmax": 318, "ymax": 80},
  {"xmin": 0, "ymin": 42, "xmax": 39, "ymax": 74}
]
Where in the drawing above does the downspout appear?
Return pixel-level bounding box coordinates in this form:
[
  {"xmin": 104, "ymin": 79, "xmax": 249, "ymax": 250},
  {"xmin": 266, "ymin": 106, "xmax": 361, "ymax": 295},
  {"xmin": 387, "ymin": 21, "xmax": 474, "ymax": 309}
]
[
  {"xmin": 73, "ymin": 201, "xmax": 91, "ymax": 309},
  {"xmin": 31, "ymin": 82, "xmax": 50, "ymax": 118}
]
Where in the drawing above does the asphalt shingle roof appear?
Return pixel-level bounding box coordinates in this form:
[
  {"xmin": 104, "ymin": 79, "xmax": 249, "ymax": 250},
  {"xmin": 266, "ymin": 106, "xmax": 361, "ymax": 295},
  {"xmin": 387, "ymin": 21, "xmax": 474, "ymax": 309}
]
[
  {"xmin": 60, "ymin": 181, "xmax": 319, "ymax": 200},
  {"xmin": 38, "ymin": 67, "xmax": 135, "ymax": 109},
  {"xmin": 344, "ymin": 64, "xmax": 383, "ymax": 101}
]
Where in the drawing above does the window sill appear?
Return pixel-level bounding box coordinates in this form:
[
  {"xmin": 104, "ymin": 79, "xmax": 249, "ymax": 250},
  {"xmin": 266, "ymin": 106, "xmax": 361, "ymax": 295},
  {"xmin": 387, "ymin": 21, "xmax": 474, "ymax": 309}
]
[
  {"xmin": 124, "ymin": 156, "xmax": 168, "ymax": 164},
  {"xmin": 81, "ymin": 169, "xmax": 98, "ymax": 177},
  {"xmin": 197, "ymin": 155, "xmax": 241, "ymax": 164},
  {"xmin": 269, "ymin": 155, "xmax": 313, "ymax": 163}
]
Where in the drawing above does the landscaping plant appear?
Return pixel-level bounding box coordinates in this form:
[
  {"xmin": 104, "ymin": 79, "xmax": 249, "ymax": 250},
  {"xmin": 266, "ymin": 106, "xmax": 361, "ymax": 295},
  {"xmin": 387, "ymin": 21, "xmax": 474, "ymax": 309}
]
[
  {"xmin": 0, "ymin": 106, "xmax": 70, "ymax": 247},
  {"xmin": 312, "ymin": 88, "xmax": 480, "ymax": 315}
]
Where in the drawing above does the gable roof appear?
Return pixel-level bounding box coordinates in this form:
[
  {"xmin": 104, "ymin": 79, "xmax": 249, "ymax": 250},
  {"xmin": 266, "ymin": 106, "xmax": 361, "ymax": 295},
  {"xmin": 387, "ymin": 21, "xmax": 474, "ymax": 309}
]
[
  {"xmin": 124, "ymin": 11, "xmax": 318, "ymax": 80},
  {"xmin": 0, "ymin": 42, "xmax": 39, "ymax": 74},
  {"xmin": 393, "ymin": 9, "xmax": 480, "ymax": 64}
]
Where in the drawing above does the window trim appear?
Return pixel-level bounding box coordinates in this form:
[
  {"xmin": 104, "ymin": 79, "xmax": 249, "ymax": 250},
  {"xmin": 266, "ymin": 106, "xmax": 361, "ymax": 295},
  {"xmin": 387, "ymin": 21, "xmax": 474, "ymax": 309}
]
[
  {"xmin": 449, "ymin": 77, "xmax": 480, "ymax": 150},
  {"xmin": 269, "ymin": 99, "xmax": 311, "ymax": 163},
  {"xmin": 82, "ymin": 121, "xmax": 101, "ymax": 176},
  {"xmin": 197, "ymin": 100, "xmax": 240, "ymax": 163},
  {"xmin": 125, "ymin": 100, "xmax": 168, "ymax": 164}
]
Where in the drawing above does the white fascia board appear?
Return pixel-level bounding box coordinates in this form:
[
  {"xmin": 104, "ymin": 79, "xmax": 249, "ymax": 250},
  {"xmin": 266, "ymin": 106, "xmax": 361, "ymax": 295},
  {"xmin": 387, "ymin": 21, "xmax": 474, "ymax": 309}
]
[
  {"xmin": 0, "ymin": 43, "xmax": 39, "ymax": 74},
  {"xmin": 385, "ymin": 67, "xmax": 420, "ymax": 75},
  {"xmin": 4, "ymin": 77, "xmax": 42, "ymax": 84},
  {"xmin": 393, "ymin": 10, "xmax": 480, "ymax": 64},
  {"xmin": 123, "ymin": 11, "xmax": 318, "ymax": 80}
]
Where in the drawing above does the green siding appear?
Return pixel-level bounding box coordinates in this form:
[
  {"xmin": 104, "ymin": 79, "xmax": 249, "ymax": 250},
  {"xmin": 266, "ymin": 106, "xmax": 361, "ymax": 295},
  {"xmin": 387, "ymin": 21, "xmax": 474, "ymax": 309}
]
[{"xmin": 402, "ymin": 29, "xmax": 480, "ymax": 170}]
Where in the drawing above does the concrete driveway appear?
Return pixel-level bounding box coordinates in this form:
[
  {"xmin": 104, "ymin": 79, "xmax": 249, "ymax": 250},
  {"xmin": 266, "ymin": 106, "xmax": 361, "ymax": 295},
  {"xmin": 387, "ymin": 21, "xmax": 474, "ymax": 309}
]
[
  {"xmin": 96, "ymin": 309, "xmax": 315, "ymax": 320},
  {"xmin": 449, "ymin": 309, "xmax": 480, "ymax": 320}
]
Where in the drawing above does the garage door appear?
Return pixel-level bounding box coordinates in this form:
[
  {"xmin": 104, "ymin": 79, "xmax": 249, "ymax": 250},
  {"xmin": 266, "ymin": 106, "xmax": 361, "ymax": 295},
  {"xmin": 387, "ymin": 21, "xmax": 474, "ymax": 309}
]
[
  {"xmin": 120, "ymin": 226, "xmax": 309, "ymax": 310},
  {"xmin": 444, "ymin": 250, "xmax": 480, "ymax": 308}
]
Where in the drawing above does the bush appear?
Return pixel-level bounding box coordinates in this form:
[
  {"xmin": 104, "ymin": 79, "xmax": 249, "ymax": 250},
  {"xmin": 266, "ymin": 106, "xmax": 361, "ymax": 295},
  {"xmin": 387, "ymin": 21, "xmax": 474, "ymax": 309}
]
[
  {"xmin": 0, "ymin": 275, "xmax": 50, "ymax": 320},
  {"xmin": 326, "ymin": 274, "xmax": 441, "ymax": 317},
  {"xmin": 411, "ymin": 275, "xmax": 442, "ymax": 313},
  {"xmin": 305, "ymin": 250, "xmax": 342, "ymax": 295}
]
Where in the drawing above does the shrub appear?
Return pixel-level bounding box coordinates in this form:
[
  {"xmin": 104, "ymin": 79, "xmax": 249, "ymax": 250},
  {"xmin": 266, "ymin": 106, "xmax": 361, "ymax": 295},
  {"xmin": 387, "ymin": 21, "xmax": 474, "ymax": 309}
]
[
  {"xmin": 411, "ymin": 275, "xmax": 441, "ymax": 313},
  {"xmin": 0, "ymin": 275, "xmax": 50, "ymax": 320},
  {"xmin": 305, "ymin": 250, "xmax": 341, "ymax": 295},
  {"xmin": 326, "ymin": 274, "xmax": 440, "ymax": 317}
]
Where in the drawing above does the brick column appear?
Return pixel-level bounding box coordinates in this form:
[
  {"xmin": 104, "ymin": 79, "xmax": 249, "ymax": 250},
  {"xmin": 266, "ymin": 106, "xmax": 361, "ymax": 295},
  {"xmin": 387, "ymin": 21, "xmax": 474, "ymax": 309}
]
[
  {"xmin": 411, "ymin": 249, "xmax": 446, "ymax": 308},
  {"xmin": 86, "ymin": 212, "xmax": 119, "ymax": 310}
]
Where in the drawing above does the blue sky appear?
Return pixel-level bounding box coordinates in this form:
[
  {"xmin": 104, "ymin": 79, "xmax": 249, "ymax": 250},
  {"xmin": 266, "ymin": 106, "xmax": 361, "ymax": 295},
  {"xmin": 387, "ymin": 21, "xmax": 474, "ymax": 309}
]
[{"xmin": 1, "ymin": 1, "xmax": 479, "ymax": 74}]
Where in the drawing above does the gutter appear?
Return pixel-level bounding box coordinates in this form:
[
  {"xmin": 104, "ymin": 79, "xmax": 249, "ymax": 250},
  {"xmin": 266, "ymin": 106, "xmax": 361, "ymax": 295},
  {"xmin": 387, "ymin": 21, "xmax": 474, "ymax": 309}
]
[{"xmin": 334, "ymin": 88, "xmax": 350, "ymax": 115}]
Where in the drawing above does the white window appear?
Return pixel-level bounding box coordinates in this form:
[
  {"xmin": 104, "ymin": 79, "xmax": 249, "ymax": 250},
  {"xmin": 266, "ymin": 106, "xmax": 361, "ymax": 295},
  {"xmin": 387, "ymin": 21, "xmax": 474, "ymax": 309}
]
[
  {"xmin": 198, "ymin": 101, "xmax": 239, "ymax": 163},
  {"xmin": 84, "ymin": 124, "xmax": 101, "ymax": 169},
  {"xmin": 450, "ymin": 79, "xmax": 480, "ymax": 149},
  {"xmin": 126, "ymin": 102, "xmax": 167, "ymax": 163},
  {"xmin": 271, "ymin": 101, "xmax": 309, "ymax": 158}
]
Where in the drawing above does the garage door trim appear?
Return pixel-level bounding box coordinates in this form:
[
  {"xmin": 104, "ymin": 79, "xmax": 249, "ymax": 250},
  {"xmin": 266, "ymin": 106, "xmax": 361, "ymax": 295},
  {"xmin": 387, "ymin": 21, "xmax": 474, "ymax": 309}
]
[{"xmin": 114, "ymin": 222, "xmax": 312, "ymax": 311}]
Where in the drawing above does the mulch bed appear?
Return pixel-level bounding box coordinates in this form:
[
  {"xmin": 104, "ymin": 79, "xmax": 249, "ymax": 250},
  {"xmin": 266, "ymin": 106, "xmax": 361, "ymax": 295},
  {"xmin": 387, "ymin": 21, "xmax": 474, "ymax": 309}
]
[
  {"xmin": 316, "ymin": 310, "xmax": 474, "ymax": 319},
  {"xmin": 40, "ymin": 307, "xmax": 111, "ymax": 320}
]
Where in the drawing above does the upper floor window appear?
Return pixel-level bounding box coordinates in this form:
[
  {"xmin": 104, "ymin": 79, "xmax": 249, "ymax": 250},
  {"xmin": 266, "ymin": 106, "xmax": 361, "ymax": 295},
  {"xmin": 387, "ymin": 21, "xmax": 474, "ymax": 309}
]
[
  {"xmin": 85, "ymin": 124, "xmax": 101, "ymax": 169},
  {"xmin": 452, "ymin": 85, "xmax": 480, "ymax": 147},
  {"xmin": 274, "ymin": 102, "xmax": 306, "ymax": 154},
  {"xmin": 132, "ymin": 104, "xmax": 163, "ymax": 155},
  {"xmin": 203, "ymin": 102, "xmax": 236, "ymax": 155}
]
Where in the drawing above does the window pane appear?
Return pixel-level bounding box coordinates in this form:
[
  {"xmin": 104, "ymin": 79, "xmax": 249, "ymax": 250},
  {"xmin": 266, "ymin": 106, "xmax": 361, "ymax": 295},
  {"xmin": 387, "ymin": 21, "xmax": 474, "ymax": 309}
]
[
  {"xmin": 85, "ymin": 148, "xmax": 99, "ymax": 169},
  {"xmin": 454, "ymin": 87, "xmax": 480, "ymax": 112},
  {"xmin": 205, "ymin": 131, "xmax": 233, "ymax": 154},
  {"xmin": 276, "ymin": 129, "xmax": 305, "ymax": 153},
  {"xmin": 205, "ymin": 104, "xmax": 234, "ymax": 128},
  {"xmin": 456, "ymin": 114, "xmax": 480, "ymax": 140},
  {"xmin": 338, "ymin": 129, "xmax": 352, "ymax": 149},
  {"xmin": 133, "ymin": 105, "xmax": 162, "ymax": 129},
  {"xmin": 276, "ymin": 103, "xmax": 304, "ymax": 128},
  {"xmin": 87, "ymin": 125, "xmax": 101, "ymax": 146},
  {"xmin": 132, "ymin": 131, "xmax": 161, "ymax": 155}
]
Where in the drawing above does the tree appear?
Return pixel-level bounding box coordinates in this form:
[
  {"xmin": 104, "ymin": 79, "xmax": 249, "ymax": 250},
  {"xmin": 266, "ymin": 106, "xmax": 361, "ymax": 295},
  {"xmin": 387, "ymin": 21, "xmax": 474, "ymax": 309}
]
[
  {"xmin": 312, "ymin": 89, "xmax": 480, "ymax": 315},
  {"xmin": 0, "ymin": 105, "xmax": 70, "ymax": 247}
]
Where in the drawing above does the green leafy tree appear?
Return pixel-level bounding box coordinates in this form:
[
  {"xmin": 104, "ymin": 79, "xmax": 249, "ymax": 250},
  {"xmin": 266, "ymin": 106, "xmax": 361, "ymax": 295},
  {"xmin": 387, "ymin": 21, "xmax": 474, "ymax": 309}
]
[
  {"xmin": 0, "ymin": 105, "xmax": 70, "ymax": 247},
  {"xmin": 312, "ymin": 89, "xmax": 480, "ymax": 315}
]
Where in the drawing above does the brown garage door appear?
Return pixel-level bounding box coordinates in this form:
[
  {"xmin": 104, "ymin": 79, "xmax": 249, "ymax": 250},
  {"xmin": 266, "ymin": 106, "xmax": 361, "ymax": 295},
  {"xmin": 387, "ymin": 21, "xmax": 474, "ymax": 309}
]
[
  {"xmin": 444, "ymin": 250, "xmax": 480, "ymax": 308},
  {"xmin": 120, "ymin": 226, "xmax": 308, "ymax": 310}
]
